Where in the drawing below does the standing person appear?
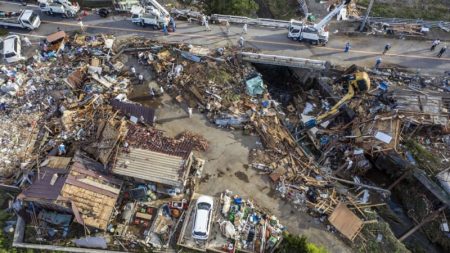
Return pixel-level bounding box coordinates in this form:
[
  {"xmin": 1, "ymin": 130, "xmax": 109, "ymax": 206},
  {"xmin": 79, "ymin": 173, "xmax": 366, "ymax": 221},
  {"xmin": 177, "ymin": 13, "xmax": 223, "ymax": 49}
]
[
  {"xmin": 382, "ymin": 43, "xmax": 391, "ymax": 54},
  {"xmin": 78, "ymin": 18, "xmax": 85, "ymax": 33},
  {"xmin": 130, "ymin": 66, "xmax": 136, "ymax": 77},
  {"xmin": 239, "ymin": 36, "xmax": 245, "ymax": 48},
  {"xmin": 242, "ymin": 23, "xmax": 248, "ymax": 34},
  {"xmin": 374, "ymin": 57, "xmax": 382, "ymax": 69},
  {"xmin": 437, "ymin": 45, "xmax": 447, "ymax": 58},
  {"xmin": 344, "ymin": 42, "xmax": 351, "ymax": 53},
  {"xmin": 138, "ymin": 74, "xmax": 144, "ymax": 85},
  {"xmin": 201, "ymin": 15, "xmax": 206, "ymax": 26},
  {"xmin": 162, "ymin": 23, "xmax": 168, "ymax": 35},
  {"xmin": 430, "ymin": 39, "xmax": 440, "ymax": 51},
  {"xmin": 225, "ymin": 20, "xmax": 230, "ymax": 35},
  {"xmin": 187, "ymin": 107, "xmax": 193, "ymax": 118},
  {"xmin": 170, "ymin": 16, "xmax": 176, "ymax": 32},
  {"xmin": 204, "ymin": 19, "xmax": 211, "ymax": 31},
  {"xmin": 22, "ymin": 36, "xmax": 32, "ymax": 47}
]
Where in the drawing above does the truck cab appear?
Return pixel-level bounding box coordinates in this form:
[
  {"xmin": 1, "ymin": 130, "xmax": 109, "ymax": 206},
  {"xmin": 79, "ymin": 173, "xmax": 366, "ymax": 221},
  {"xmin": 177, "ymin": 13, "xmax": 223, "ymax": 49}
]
[
  {"xmin": 2, "ymin": 35, "xmax": 24, "ymax": 63},
  {"xmin": 39, "ymin": 0, "xmax": 79, "ymax": 17},
  {"xmin": 20, "ymin": 10, "xmax": 41, "ymax": 29},
  {"xmin": 287, "ymin": 19, "xmax": 303, "ymax": 40}
]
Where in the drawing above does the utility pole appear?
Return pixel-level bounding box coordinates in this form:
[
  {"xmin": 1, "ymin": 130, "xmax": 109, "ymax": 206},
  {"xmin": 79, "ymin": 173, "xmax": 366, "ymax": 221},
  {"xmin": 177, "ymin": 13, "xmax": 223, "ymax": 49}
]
[{"xmin": 359, "ymin": 0, "xmax": 375, "ymax": 32}]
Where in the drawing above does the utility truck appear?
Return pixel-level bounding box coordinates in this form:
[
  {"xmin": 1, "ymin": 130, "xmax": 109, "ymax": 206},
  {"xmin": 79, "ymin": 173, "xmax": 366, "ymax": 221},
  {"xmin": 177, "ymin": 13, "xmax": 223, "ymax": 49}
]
[
  {"xmin": 288, "ymin": 0, "xmax": 350, "ymax": 45},
  {"xmin": 0, "ymin": 10, "xmax": 40, "ymax": 30},
  {"xmin": 130, "ymin": 0, "xmax": 170, "ymax": 30},
  {"xmin": 38, "ymin": 0, "xmax": 80, "ymax": 18}
]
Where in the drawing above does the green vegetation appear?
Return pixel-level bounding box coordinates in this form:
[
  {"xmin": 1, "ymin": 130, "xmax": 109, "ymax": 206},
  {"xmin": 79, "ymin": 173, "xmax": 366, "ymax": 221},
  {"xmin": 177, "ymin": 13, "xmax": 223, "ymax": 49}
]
[
  {"xmin": 0, "ymin": 29, "xmax": 9, "ymax": 37},
  {"xmin": 358, "ymin": 0, "xmax": 450, "ymax": 21},
  {"xmin": 276, "ymin": 233, "xmax": 328, "ymax": 253},
  {"xmin": 202, "ymin": 0, "xmax": 259, "ymax": 16},
  {"xmin": 404, "ymin": 139, "xmax": 440, "ymax": 174},
  {"xmin": 264, "ymin": 0, "xmax": 299, "ymax": 19}
]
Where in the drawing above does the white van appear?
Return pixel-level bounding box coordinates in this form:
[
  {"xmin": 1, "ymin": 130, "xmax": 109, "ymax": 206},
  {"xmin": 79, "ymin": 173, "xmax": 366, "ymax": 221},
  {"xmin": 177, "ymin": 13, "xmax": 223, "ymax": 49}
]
[
  {"xmin": 2, "ymin": 35, "xmax": 24, "ymax": 63},
  {"xmin": 192, "ymin": 195, "xmax": 214, "ymax": 240}
]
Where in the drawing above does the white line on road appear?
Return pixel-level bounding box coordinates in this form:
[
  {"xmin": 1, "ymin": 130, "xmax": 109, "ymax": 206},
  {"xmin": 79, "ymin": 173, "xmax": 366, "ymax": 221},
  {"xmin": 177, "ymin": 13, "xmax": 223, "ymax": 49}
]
[{"xmin": 10, "ymin": 32, "xmax": 46, "ymax": 38}]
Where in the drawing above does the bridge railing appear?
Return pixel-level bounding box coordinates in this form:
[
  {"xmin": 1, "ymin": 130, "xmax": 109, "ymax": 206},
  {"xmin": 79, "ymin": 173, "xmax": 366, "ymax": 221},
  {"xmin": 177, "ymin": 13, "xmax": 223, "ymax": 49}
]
[{"xmin": 210, "ymin": 14, "xmax": 291, "ymax": 29}]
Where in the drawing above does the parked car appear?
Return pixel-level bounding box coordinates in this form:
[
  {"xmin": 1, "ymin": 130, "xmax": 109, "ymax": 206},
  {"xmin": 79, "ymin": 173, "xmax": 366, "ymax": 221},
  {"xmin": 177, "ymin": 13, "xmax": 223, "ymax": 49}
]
[
  {"xmin": 192, "ymin": 195, "xmax": 214, "ymax": 240},
  {"xmin": 97, "ymin": 8, "xmax": 110, "ymax": 18}
]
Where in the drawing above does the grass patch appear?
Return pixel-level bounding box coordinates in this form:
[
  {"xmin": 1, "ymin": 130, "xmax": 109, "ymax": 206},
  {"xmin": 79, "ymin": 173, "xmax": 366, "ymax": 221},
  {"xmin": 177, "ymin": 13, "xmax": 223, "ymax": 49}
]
[
  {"xmin": 358, "ymin": 0, "xmax": 450, "ymax": 21},
  {"xmin": 404, "ymin": 139, "xmax": 440, "ymax": 174},
  {"xmin": 0, "ymin": 29, "xmax": 9, "ymax": 37}
]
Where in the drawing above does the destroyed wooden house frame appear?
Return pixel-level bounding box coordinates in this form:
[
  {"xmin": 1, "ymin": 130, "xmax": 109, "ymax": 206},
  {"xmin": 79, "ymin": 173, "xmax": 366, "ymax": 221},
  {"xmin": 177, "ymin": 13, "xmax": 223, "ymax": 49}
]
[{"xmin": 19, "ymin": 160, "xmax": 123, "ymax": 230}]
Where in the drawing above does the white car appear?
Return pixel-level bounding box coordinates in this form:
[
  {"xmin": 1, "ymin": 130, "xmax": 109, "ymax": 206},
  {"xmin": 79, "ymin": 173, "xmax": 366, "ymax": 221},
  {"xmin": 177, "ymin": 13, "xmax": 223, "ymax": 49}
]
[
  {"xmin": 2, "ymin": 35, "xmax": 24, "ymax": 63},
  {"xmin": 192, "ymin": 195, "xmax": 214, "ymax": 240}
]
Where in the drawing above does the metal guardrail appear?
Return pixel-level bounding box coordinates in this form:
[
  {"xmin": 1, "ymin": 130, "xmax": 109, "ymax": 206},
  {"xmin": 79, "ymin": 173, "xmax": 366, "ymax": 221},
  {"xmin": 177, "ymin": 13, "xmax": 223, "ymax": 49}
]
[
  {"xmin": 240, "ymin": 52, "xmax": 330, "ymax": 70},
  {"xmin": 368, "ymin": 17, "xmax": 450, "ymax": 31},
  {"xmin": 210, "ymin": 14, "xmax": 291, "ymax": 29}
]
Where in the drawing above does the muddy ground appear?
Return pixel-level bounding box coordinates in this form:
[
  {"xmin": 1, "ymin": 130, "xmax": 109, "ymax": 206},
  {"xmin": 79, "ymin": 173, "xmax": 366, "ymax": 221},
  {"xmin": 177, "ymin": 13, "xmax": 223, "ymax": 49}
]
[{"xmin": 151, "ymin": 93, "xmax": 354, "ymax": 252}]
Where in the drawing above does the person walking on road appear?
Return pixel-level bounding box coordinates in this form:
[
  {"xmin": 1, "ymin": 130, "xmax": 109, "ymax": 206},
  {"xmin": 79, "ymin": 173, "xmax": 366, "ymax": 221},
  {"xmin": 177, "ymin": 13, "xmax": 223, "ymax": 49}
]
[
  {"xmin": 431, "ymin": 39, "xmax": 440, "ymax": 51},
  {"xmin": 22, "ymin": 37, "xmax": 32, "ymax": 47},
  {"xmin": 188, "ymin": 107, "xmax": 193, "ymax": 118},
  {"xmin": 437, "ymin": 45, "xmax": 447, "ymax": 58},
  {"xmin": 239, "ymin": 36, "xmax": 245, "ymax": 48},
  {"xmin": 382, "ymin": 43, "xmax": 391, "ymax": 54},
  {"xmin": 242, "ymin": 23, "xmax": 248, "ymax": 34},
  {"xmin": 344, "ymin": 42, "xmax": 351, "ymax": 53},
  {"xmin": 374, "ymin": 57, "xmax": 382, "ymax": 69},
  {"xmin": 201, "ymin": 15, "xmax": 206, "ymax": 26},
  {"xmin": 204, "ymin": 19, "xmax": 211, "ymax": 31},
  {"xmin": 225, "ymin": 20, "xmax": 230, "ymax": 35}
]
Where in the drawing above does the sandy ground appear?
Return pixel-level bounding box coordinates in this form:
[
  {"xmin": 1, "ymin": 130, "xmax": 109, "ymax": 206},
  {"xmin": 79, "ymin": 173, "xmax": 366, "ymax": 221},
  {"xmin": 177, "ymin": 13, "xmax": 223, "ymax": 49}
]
[{"xmin": 145, "ymin": 92, "xmax": 354, "ymax": 253}]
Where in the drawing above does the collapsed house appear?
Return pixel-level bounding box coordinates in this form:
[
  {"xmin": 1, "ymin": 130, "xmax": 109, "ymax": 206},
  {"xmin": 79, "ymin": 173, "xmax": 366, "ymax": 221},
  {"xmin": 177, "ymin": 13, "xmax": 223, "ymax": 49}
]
[{"xmin": 19, "ymin": 159, "xmax": 123, "ymax": 231}]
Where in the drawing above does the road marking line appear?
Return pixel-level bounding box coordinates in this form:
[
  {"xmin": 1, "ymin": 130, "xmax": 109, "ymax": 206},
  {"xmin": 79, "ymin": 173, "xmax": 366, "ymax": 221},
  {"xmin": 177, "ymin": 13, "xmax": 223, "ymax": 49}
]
[
  {"xmin": 10, "ymin": 32, "xmax": 46, "ymax": 38},
  {"xmin": 41, "ymin": 20, "xmax": 450, "ymax": 62}
]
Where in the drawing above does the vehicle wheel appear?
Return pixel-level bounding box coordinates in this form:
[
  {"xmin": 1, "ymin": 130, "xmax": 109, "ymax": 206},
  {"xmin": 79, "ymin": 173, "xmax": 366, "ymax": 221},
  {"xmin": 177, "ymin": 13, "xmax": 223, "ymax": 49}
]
[
  {"xmin": 141, "ymin": 21, "xmax": 145, "ymax": 27},
  {"xmin": 62, "ymin": 13, "xmax": 67, "ymax": 18},
  {"xmin": 152, "ymin": 25, "xmax": 159, "ymax": 30},
  {"xmin": 49, "ymin": 10, "xmax": 54, "ymax": 16}
]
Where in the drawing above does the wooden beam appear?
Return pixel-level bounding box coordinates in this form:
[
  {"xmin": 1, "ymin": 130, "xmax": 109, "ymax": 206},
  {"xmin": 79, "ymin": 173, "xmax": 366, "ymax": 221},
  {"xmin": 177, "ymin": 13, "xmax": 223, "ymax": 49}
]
[{"xmin": 398, "ymin": 205, "xmax": 447, "ymax": 241}]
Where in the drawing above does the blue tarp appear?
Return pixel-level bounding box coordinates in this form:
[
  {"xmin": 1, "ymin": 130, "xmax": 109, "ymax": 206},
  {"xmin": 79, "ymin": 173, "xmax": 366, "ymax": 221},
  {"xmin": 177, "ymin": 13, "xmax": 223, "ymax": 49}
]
[
  {"xmin": 73, "ymin": 237, "xmax": 107, "ymax": 249},
  {"xmin": 246, "ymin": 75, "xmax": 265, "ymax": 96}
]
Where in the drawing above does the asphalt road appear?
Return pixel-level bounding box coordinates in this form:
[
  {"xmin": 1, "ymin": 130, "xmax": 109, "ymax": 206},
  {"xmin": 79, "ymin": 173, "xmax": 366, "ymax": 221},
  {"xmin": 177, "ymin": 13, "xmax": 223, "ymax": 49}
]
[{"xmin": 2, "ymin": 0, "xmax": 450, "ymax": 74}]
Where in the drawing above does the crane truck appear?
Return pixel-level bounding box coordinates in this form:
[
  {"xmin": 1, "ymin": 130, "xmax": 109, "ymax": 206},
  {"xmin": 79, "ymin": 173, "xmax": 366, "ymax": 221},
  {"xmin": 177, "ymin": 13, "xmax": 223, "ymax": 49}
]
[
  {"xmin": 131, "ymin": 0, "xmax": 170, "ymax": 29},
  {"xmin": 38, "ymin": 0, "xmax": 80, "ymax": 18},
  {"xmin": 0, "ymin": 10, "xmax": 40, "ymax": 30},
  {"xmin": 288, "ymin": 0, "xmax": 351, "ymax": 45}
]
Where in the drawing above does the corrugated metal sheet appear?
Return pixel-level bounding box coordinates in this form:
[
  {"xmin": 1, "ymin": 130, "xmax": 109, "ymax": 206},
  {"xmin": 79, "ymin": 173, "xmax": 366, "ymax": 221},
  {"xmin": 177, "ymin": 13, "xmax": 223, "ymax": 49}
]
[
  {"xmin": 114, "ymin": 148, "xmax": 188, "ymax": 187},
  {"xmin": 19, "ymin": 168, "xmax": 67, "ymax": 201},
  {"xmin": 111, "ymin": 99, "xmax": 155, "ymax": 125}
]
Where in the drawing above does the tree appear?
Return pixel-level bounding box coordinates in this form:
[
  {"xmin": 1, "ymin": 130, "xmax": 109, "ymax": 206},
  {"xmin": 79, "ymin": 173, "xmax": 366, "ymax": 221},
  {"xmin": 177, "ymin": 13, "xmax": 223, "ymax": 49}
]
[
  {"xmin": 202, "ymin": 0, "xmax": 259, "ymax": 16},
  {"xmin": 277, "ymin": 233, "xmax": 309, "ymax": 253}
]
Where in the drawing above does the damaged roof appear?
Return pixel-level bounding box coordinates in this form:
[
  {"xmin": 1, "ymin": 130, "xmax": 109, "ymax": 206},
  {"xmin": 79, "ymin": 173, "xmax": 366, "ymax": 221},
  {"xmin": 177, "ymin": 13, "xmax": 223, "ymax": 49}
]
[
  {"xmin": 114, "ymin": 147, "xmax": 192, "ymax": 188},
  {"xmin": 20, "ymin": 161, "xmax": 122, "ymax": 230}
]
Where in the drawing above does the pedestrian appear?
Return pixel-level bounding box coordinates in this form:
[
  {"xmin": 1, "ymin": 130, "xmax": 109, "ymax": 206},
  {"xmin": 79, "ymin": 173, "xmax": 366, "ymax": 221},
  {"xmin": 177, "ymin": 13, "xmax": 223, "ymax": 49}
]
[
  {"xmin": 430, "ymin": 39, "xmax": 440, "ymax": 51},
  {"xmin": 188, "ymin": 107, "xmax": 193, "ymax": 118},
  {"xmin": 149, "ymin": 87, "xmax": 155, "ymax": 97},
  {"xmin": 242, "ymin": 23, "xmax": 247, "ymax": 34},
  {"xmin": 58, "ymin": 143, "xmax": 66, "ymax": 156},
  {"xmin": 138, "ymin": 74, "xmax": 144, "ymax": 85},
  {"xmin": 22, "ymin": 36, "xmax": 32, "ymax": 47},
  {"xmin": 78, "ymin": 20, "xmax": 85, "ymax": 33},
  {"xmin": 344, "ymin": 42, "xmax": 351, "ymax": 53},
  {"xmin": 205, "ymin": 19, "xmax": 211, "ymax": 31},
  {"xmin": 437, "ymin": 45, "xmax": 447, "ymax": 58},
  {"xmin": 130, "ymin": 66, "xmax": 136, "ymax": 77},
  {"xmin": 374, "ymin": 57, "xmax": 382, "ymax": 69},
  {"xmin": 162, "ymin": 23, "xmax": 168, "ymax": 35},
  {"xmin": 225, "ymin": 20, "xmax": 230, "ymax": 35},
  {"xmin": 382, "ymin": 43, "xmax": 391, "ymax": 54},
  {"xmin": 239, "ymin": 36, "xmax": 245, "ymax": 48},
  {"xmin": 201, "ymin": 15, "xmax": 206, "ymax": 26},
  {"xmin": 159, "ymin": 86, "xmax": 164, "ymax": 94},
  {"xmin": 170, "ymin": 17, "xmax": 176, "ymax": 32}
]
